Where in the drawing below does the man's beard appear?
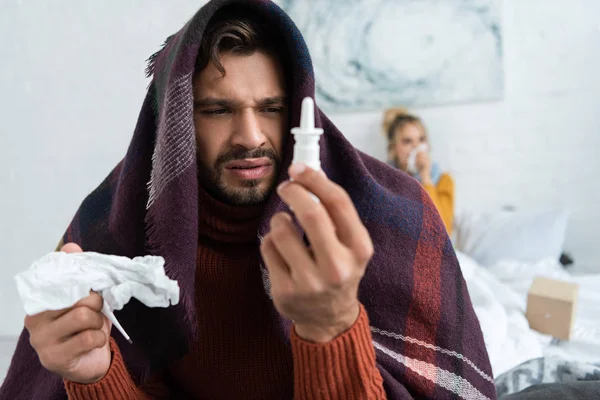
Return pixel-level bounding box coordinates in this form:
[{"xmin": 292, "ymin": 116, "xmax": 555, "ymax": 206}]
[{"xmin": 198, "ymin": 147, "xmax": 281, "ymax": 206}]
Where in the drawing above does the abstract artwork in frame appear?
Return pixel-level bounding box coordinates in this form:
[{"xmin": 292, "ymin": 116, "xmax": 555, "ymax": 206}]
[{"xmin": 276, "ymin": 0, "xmax": 504, "ymax": 113}]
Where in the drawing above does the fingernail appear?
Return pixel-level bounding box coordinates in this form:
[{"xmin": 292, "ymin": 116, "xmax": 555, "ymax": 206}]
[
  {"xmin": 277, "ymin": 180, "xmax": 289, "ymax": 193},
  {"xmin": 289, "ymin": 163, "xmax": 306, "ymax": 177}
]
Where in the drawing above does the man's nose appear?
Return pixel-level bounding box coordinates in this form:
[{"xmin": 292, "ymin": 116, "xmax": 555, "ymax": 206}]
[{"xmin": 231, "ymin": 109, "xmax": 266, "ymax": 150}]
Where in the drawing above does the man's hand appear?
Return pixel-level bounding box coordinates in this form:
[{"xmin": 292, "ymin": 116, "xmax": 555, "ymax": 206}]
[
  {"xmin": 260, "ymin": 164, "xmax": 374, "ymax": 343},
  {"xmin": 24, "ymin": 243, "xmax": 112, "ymax": 384}
]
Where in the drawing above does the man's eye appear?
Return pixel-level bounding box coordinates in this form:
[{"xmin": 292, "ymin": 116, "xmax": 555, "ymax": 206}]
[
  {"xmin": 263, "ymin": 107, "xmax": 283, "ymax": 114},
  {"xmin": 202, "ymin": 109, "xmax": 229, "ymax": 115}
]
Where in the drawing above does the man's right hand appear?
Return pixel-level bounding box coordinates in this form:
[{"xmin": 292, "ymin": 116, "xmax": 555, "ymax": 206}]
[{"xmin": 24, "ymin": 243, "xmax": 112, "ymax": 384}]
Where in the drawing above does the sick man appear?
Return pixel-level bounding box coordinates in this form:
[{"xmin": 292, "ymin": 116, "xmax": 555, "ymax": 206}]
[{"xmin": 1, "ymin": 1, "xmax": 494, "ymax": 399}]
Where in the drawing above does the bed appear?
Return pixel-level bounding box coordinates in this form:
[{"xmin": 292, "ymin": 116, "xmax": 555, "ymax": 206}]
[{"xmin": 453, "ymin": 207, "xmax": 600, "ymax": 397}]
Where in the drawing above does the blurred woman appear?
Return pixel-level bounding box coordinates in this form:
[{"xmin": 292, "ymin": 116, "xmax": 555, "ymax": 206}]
[{"xmin": 383, "ymin": 108, "xmax": 454, "ymax": 234}]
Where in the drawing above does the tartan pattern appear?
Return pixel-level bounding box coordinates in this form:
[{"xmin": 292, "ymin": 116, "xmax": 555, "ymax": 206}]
[
  {"xmin": 0, "ymin": 1, "xmax": 496, "ymax": 399},
  {"xmin": 371, "ymin": 327, "xmax": 495, "ymax": 385},
  {"xmin": 373, "ymin": 342, "xmax": 491, "ymax": 400},
  {"xmin": 147, "ymin": 71, "xmax": 195, "ymax": 208}
]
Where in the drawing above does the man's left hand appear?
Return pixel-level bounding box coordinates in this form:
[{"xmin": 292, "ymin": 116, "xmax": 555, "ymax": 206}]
[{"xmin": 260, "ymin": 164, "xmax": 374, "ymax": 343}]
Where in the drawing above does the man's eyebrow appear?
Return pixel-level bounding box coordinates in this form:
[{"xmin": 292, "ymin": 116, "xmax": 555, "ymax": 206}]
[
  {"xmin": 193, "ymin": 96, "xmax": 288, "ymax": 109},
  {"xmin": 258, "ymin": 96, "xmax": 288, "ymax": 106},
  {"xmin": 194, "ymin": 97, "xmax": 240, "ymax": 109}
]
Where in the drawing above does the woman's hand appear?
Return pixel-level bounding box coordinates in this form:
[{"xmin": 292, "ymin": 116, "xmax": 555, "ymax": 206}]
[{"xmin": 415, "ymin": 151, "xmax": 432, "ymax": 185}]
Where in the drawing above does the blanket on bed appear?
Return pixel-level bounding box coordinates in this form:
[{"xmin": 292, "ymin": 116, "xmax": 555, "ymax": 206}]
[{"xmin": 495, "ymin": 356, "xmax": 600, "ymax": 397}]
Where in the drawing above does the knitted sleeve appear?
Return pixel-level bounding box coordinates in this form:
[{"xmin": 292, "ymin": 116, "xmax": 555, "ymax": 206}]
[
  {"xmin": 64, "ymin": 338, "xmax": 169, "ymax": 400},
  {"xmin": 290, "ymin": 304, "xmax": 386, "ymax": 399}
]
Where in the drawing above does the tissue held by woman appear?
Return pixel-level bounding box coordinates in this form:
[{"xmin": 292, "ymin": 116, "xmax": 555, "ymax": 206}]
[{"xmin": 384, "ymin": 108, "xmax": 455, "ymax": 234}]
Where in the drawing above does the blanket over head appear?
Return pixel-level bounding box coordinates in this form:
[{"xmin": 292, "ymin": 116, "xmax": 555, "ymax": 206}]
[{"xmin": 0, "ymin": 1, "xmax": 495, "ymax": 399}]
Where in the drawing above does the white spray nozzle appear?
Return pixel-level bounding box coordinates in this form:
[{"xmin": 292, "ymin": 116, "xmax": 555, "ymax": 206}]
[
  {"xmin": 291, "ymin": 97, "xmax": 324, "ymax": 136},
  {"xmin": 290, "ymin": 97, "xmax": 324, "ymax": 204},
  {"xmin": 291, "ymin": 97, "xmax": 323, "ymax": 173}
]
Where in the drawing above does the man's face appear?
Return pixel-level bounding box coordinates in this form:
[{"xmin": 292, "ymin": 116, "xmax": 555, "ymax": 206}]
[{"xmin": 193, "ymin": 51, "xmax": 288, "ymax": 205}]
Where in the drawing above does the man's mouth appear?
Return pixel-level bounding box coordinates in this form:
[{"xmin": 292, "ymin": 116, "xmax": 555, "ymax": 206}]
[
  {"xmin": 225, "ymin": 158, "xmax": 273, "ymax": 180},
  {"xmin": 226, "ymin": 158, "xmax": 272, "ymax": 169}
]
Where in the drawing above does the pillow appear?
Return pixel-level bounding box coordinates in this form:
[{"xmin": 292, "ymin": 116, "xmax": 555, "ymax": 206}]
[{"xmin": 453, "ymin": 208, "xmax": 569, "ymax": 267}]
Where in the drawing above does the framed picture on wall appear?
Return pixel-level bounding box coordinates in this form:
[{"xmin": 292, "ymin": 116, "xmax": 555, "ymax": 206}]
[{"xmin": 276, "ymin": 0, "xmax": 504, "ymax": 112}]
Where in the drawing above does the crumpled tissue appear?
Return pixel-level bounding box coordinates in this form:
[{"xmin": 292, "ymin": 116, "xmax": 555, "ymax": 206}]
[
  {"xmin": 407, "ymin": 143, "xmax": 429, "ymax": 175},
  {"xmin": 15, "ymin": 251, "xmax": 179, "ymax": 316}
]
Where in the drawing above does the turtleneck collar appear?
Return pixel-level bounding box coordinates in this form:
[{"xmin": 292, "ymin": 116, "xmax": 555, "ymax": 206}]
[{"xmin": 197, "ymin": 184, "xmax": 264, "ymax": 244}]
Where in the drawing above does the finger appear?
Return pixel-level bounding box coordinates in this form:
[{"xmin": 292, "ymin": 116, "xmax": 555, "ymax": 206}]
[
  {"xmin": 72, "ymin": 292, "xmax": 104, "ymax": 312},
  {"xmin": 52, "ymin": 306, "xmax": 105, "ymax": 341},
  {"xmin": 100, "ymin": 313, "xmax": 112, "ymax": 337},
  {"xmin": 260, "ymin": 234, "xmax": 294, "ymax": 294},
  {"xmin": 286, "ymin": 164, "xmax": 368, "ymax": 251},
  {"xmin": 276, "ymin": 181, "xmax": 342, "ymax": 262},
  {"xmin": 60, "ymin": 243, "xmax": 83, "ymax": 253},
  {"xmin": 25, "ymin": 308, "xmax": 75, "ymax": 332},
  {"xmin": 49, "ymin": 291, "xmax": 103, "ymax": 319},
  {"xmin": 25, "ymin": 243, "xmax": 87, "ymax": 327},
  {"xmin": 57, "ymin": 328, "xmax": 108, "ymax": 359},
  {"xmin": 25, "ymin": 291, "xmax": 103, "ymax": 332},
  {"xmin": 268, "ymin": 212, "xmax": 317, "ymax": 281}
]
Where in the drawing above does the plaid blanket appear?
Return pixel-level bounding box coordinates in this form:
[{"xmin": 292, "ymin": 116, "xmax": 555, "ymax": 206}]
[{"xmin": 0, "ymin": 1, "xmax": 495, "ymax": 399}]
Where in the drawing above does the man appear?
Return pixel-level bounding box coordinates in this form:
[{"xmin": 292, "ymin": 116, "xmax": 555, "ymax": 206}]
[{"xmin": 0, "ymin": 1, "xmax": 495, "ymax": 399}]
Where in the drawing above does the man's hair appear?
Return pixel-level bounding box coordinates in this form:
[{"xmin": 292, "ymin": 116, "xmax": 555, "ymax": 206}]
[{"xmin": 195, "ymin": 6, "xmax": 288, "ymax": 76}]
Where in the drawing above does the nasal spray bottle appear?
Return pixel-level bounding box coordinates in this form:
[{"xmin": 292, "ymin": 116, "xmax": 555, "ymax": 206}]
[{"xmin": 291, "ymin": 97, "xmax": 323, "ymax": 203}]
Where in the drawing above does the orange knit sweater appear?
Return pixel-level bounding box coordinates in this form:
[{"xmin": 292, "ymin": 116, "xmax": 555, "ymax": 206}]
[
  {"xmin": 64, "ymin": 187, "xmax": 385, "ymax": 399},
  {"xmin": 422, "ymin": 173, "xmax": 454, "ymax": 235}
]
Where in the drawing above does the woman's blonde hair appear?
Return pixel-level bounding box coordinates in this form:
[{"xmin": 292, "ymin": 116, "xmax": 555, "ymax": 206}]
[{"xmin": 383, "ymin": 107, "xmax": 428, "ymax": 166}]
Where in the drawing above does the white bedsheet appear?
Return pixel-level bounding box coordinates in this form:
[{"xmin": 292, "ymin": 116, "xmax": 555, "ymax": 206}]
[{"xmin": 457, "ymin": 251, "xmax": 600, "ymax": 378}]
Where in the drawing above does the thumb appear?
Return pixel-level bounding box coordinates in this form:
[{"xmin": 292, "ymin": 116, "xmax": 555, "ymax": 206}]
[
  {"xmin": 101, "ymin": 313, "xmax": 113, "ymax": 340},
  {"xmin": 61, "ymin": 242, "xmax": 83, "ymax": 253}
]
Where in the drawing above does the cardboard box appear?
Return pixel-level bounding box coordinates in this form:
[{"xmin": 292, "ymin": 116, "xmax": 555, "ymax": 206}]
[{"xmin": 525, "ymin": 276, "xmax": 579, "ymax": 340}]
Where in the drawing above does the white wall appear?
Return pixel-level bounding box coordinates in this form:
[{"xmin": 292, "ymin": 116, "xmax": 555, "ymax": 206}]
[
  {"xmin": 0, "ymin": 1, "xmax": 208, "ymax": 337},
  {"xmin": 330, "ymin": 0, "xmax": 599, "ymax": 272},
  {"xmin": 0, "ymin": 0, "xmax": 598, "ymax": 337}
]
